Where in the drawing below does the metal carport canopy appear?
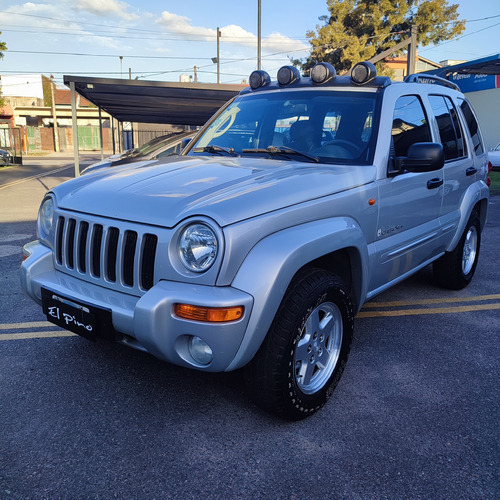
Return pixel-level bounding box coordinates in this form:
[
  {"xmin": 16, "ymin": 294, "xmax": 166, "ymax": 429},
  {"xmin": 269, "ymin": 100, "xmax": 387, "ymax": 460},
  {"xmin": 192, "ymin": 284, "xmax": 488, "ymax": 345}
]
[{"xmin": 62, "ymin": 75, "xmax": 245, "ymax": 126}]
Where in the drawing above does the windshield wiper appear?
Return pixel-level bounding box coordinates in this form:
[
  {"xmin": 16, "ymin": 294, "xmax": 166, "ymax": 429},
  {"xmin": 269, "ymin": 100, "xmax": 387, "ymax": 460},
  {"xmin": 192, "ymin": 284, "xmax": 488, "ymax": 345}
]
[
  {"xmin": 241, "ymin": 146, "xmax": 319, "ymax": 163},
  {"xmin": 192, "ymin": 145, "xmax": 239, "ymax": 157}
]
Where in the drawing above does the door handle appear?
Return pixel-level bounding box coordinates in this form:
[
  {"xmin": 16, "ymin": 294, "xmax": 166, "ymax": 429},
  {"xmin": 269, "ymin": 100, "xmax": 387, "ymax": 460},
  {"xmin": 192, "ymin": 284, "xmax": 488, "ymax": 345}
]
[
  {"xmin": 427, "ymin": 178, "xmax": 443, "ymax": 189},
  {"xmin": 466, "ymin": 167, "xmax": 478, "ymax": 176}
]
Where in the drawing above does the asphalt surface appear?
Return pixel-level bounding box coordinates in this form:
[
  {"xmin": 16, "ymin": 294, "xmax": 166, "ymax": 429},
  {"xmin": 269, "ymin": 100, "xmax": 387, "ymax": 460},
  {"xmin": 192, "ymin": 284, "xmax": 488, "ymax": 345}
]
[{"xmin": 1, "ymin": 158, "xmax": 499, "ymax": 499}]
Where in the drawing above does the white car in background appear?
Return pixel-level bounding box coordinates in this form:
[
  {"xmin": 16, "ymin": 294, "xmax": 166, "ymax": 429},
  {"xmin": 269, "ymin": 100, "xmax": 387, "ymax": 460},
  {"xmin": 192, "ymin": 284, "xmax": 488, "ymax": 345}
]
[
  {"xmin": 82, "ymin": 131, "xmax": 195, "ymax": 175},
  {"xmin": 489, "ymin": 143, "xmax": 500, "ymax": 171}
]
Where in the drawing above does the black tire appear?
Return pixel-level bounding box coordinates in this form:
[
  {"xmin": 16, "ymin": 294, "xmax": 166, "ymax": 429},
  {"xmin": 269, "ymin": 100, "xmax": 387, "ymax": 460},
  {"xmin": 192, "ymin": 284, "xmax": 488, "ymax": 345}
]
[
  {"xmin": 433, "ymin": 210, "xmax": 481, "ymax": 290},
  {"xmin": 244, "ymin": 268, "xmax": 354, "ymax": 420}
]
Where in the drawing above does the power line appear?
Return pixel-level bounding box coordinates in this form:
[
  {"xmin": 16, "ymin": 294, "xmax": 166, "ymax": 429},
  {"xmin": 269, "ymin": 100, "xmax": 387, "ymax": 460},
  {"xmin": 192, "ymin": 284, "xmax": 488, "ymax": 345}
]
[
  {"xmin": 7, "ymin": 50, "xmax": 212, "ymax": 61},
  {"xmin": 1, "ymin": 27, "xmax": 308, "ymax": 48},
  {"xmin": 420, "ymin": 20, "xmax": 500, "ymax": 53},
  {"xmin": 6, "ymin": 49, "xmax": 294, "ymax": 62},
  {"xmin": 0, "ymin": 11, "xmax": 309, "ymax": 41},
  {"xmin": 467, "ymin": 14, "xmax": 500, "ymax": 22}
]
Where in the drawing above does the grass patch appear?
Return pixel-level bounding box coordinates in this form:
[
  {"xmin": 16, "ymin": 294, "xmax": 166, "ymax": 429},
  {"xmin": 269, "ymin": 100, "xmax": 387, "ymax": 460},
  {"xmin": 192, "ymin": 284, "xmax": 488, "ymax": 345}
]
[{"xmin": 490, "ymin": 171, "xmax": 500, "ymax": 196}]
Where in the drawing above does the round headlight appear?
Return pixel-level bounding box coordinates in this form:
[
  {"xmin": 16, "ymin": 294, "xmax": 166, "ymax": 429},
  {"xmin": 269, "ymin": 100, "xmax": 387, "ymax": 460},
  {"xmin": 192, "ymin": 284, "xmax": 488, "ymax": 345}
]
[
  {"xmin": 38, "ymin": 197, "xmax": 54, "ymax": 237},
  {"xmin": 179, "ymin": 223, "xmax": 218, "ymax": 272}
]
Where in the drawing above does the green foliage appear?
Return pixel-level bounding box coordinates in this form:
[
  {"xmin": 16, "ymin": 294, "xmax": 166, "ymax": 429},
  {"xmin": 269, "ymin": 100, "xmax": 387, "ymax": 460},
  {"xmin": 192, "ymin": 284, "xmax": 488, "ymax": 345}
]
[
  {"xmin": 295, "ymin": 0, "xmax": 465, "ymax": 74},
  {"xmin": 0, "ymin": 34, "xmax": 6, "ymax": 59},
  {"xmin": 0, "ymin": 33, "xmax": 6, "ymax": 108},
  {"xmin": 42, "ymin": 75, "xmax": 53, "ymax": 108}
]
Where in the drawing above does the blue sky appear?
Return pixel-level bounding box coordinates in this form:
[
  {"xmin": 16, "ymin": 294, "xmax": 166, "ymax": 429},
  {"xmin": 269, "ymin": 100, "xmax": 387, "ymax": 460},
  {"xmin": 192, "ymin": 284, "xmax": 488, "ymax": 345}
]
[{"xmin": 0, "ymin": 0, "xmax": 499, "ymax": 88}]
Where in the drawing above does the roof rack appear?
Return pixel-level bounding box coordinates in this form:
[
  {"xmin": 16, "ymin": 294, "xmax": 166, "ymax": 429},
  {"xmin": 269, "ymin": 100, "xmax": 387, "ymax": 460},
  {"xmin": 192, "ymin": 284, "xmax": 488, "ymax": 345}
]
[{"xmin": 404, "ymin": 73, "xmax": 460, "ymax": 91}]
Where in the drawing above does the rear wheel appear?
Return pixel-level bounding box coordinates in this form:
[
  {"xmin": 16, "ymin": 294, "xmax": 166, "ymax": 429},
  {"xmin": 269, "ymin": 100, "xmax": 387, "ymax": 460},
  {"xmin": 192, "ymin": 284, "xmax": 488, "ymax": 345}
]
[
  {"xmin": 244, "ymin": 268, "xmax": 354, "ymax": 420},
  {"xmin": 433, "ymin": 210, "xmax": 481, "ymax": 290}
]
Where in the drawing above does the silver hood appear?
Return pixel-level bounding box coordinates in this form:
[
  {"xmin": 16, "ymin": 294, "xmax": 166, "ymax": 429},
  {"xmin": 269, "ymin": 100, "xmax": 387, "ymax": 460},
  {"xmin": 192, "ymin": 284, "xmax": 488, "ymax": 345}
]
[{"xmin": 53, "ymin": 156, "xmax": 376, "ymax": 228}]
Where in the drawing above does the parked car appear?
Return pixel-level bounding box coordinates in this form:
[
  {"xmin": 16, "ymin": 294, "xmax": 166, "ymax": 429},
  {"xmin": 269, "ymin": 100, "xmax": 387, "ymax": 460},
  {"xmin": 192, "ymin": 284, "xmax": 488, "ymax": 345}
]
[
  {"xmin": 82, "ymin": 131, "xmax": 196, "ymax": 174},
  {"xmin": 0, "ymin": 148, "xmax": 12, "ymax": 164},
  {"xmin": 22, "ymin": 62, "xmax": 490, "ymax": 420},
  {"xmin": 488, "ymin": 143, "xmax": 500, "ymax": 171}
]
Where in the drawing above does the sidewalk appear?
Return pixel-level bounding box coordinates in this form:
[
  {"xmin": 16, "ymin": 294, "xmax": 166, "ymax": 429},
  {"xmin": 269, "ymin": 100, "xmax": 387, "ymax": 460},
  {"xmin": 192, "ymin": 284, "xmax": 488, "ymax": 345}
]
[{"xmin": 22, "ymin": 151, "xmax": 110, "ymax": 161}]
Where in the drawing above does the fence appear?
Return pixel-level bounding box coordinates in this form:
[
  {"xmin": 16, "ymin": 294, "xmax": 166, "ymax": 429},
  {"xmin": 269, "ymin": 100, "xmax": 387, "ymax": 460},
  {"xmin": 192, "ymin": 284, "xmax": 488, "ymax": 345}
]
[
  {"xmin": 16, "ymin": 126, "xmax": 186, "ymax": 155},
  {"xmin": 24, "ymin": 126, "xmax": 113, "ymax": 153},
  {"xmin": 133, "ymin": 129, "xmax": 180, "ymax": 148}
]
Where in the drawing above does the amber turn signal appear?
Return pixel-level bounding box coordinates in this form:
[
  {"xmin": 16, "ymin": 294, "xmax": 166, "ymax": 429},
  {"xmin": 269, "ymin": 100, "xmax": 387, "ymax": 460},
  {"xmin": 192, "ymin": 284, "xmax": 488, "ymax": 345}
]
[{"xmin": 174, "ymin": 304, "xmax": 244, "ymax": 323}]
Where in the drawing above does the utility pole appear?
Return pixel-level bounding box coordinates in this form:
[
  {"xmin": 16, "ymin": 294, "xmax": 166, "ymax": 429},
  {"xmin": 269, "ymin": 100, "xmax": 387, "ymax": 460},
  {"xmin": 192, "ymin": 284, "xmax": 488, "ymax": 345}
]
[
  {"xmin": 407, "ymin": 25, "xmax": 418, "ymax": 76},
  {"xmin": 50, "ymin": 75, "xmax": 60, "ymax": 152},
  {"xmin": 216, "ymin": 27, "xmax": 221, "ymax": 84},
  {"xmin": 257, "ymin": 0, "xmax": 261, "ymax": 70},
  {"xmin": 194, "ymin": 66, "xmax": 198, "ymax": 83},
  {"xmin": 120, "ymin": 56, "xmax": 123, "ymax": 78},
  {"xmin": 364, "ymin": 24, "xmax": 419, "ymax": 77},
  {"xmin": 69, "ymin": 81, "xmax": 80, "ymax": 177}
]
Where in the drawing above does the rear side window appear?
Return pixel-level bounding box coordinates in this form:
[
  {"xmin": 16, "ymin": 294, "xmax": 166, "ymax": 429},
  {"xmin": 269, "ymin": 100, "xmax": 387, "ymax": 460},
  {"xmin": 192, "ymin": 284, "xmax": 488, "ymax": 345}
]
[
  {"xmin": 391, "ymin": 95, "xmax": 431, "ymax": 157},
  {"xmin": 458, "ymin": 98, "xmax": 484, "ymax": 155},
  {"xmin": 429, "ymin": 95, "xmax": 465, "ymax": 161}
]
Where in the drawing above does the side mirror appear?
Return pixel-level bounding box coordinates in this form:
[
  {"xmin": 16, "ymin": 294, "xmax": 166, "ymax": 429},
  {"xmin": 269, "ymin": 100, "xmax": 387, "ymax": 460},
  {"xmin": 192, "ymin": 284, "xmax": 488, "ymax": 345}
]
[
  {"xmin": 181, "ymin": 138, "xmax": 192, "ymax": 151},
  {"xmin": 390, "ymin": 142, "xmax": 444, "ymax": 176}
]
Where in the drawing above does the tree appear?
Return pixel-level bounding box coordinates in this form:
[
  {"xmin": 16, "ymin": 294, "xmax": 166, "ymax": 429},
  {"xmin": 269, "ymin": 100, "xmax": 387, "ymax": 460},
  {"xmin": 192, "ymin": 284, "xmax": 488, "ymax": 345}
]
[
  {"xmin": 0, "ymin": 33, "xmax": 7, "ymax": 109},
  {"xmin": 295, "ymin": 0, "xmax": 465, "ymax": 74}
]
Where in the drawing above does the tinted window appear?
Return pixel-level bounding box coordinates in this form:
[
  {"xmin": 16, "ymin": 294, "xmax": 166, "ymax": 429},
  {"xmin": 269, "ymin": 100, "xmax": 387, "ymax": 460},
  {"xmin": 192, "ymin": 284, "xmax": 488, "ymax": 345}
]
[
  {"xmin": 190, "ymin": 90, "xmax": 381, "ymax": 165},
  {"xmin": 459, "ymin": 98, "xmax": 484, "ymax": 155},
  {"xmin": 429, "ymin": 95, "xmax": 465, "ymax": 160},
  {"xmin": 155, "ymin": 143, "xmax": 182, "ymax": 158},
  {"xmin": 392, "ymin": 95, "xmax": 431, "ymax": 157}
]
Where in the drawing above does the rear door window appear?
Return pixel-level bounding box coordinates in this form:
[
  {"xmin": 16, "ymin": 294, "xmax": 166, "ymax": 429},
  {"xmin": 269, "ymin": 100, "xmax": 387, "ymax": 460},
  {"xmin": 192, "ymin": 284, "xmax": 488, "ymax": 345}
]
[
  {"xmin": 458, "ymin": 98, "xmax": 484, "ymax": 156},
  {"xmin": 429, "ymin": 95, "xmax": 466, "ymax": 161}
]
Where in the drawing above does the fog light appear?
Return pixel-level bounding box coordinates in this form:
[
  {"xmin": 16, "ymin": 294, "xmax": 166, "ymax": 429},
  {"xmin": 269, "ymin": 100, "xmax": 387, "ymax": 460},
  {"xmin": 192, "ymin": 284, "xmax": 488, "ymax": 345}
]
[
  {"xmin": 249, "ymin": 70, "xmax": 271, "ymax": 90},
  {"xmin": 188, "ymin": 336, "xmax": 213, "ymax": 365},
  {"xmin": 351, "ymin": 61, "xmax": 377, "ymax": 85},
  {"xmin": 311, "ymin": 62, "xmax": 336, "ymax": 84},
  {"xmin": 277, "ymin": 65, "xmax": 301, "ymax": 86}
]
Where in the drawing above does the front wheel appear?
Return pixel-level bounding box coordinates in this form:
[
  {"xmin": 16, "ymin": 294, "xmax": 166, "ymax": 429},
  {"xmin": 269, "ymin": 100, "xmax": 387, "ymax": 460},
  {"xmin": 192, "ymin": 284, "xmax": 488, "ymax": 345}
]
[
  {"xmin": 433, "ymin": 210, "xmax": 481, "ymax": 290},
  {"xmin": 244, "ymin": 269, "xmax": 354, "ymax": 420}
]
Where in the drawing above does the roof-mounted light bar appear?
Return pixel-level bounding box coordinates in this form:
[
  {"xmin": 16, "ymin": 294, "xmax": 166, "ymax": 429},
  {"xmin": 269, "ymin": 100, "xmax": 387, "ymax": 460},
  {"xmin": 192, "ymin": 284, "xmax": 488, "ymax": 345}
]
[
  {"xmin": 249, "ymin": 70, "xmax": 271, "ymax": 90},
  {"xmin": 311, "ymin": 62, "xmax": 336, "ymax": 84},
  {"xmin": 277, "ymin": 65, "xmax": 301, "ymax": 86},
  {"xmin": 351, "ymin": 61, "xmax": 377, "ymax": 85}
]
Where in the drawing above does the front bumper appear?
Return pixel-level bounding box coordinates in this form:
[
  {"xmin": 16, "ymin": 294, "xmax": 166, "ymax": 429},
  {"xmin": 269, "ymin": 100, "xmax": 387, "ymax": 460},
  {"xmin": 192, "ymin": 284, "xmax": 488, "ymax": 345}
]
[{"xmin": 21, "ymin": 241, "xmax": 254, "ymax": 372}]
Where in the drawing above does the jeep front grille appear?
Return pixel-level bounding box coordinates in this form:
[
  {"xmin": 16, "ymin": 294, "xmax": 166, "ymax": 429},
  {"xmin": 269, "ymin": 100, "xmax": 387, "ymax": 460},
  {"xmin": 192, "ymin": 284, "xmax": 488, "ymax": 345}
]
[{"xmin": 55, "ymin": 216, "xmax": 158, "ymax": 291}]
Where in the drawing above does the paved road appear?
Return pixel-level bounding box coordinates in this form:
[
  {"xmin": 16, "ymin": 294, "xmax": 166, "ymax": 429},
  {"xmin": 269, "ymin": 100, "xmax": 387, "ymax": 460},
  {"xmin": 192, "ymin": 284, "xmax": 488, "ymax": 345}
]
[{"xmin": 1, "ymin": 159, "xmax": 498, "ymax": 499}]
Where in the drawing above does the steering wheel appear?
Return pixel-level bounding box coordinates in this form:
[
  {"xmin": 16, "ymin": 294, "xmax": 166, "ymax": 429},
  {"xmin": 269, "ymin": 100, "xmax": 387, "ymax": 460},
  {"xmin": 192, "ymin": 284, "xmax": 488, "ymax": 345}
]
[{"xmin": 322, "ymin": 140, "xmax": 362, "ymax": 156}]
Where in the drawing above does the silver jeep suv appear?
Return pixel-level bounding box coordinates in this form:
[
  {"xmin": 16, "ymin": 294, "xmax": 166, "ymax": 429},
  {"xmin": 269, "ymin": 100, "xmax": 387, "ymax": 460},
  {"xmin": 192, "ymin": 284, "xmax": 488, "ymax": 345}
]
[{"xmin": 21, "ymin": 62, "xmax": 490, "ymax": 419}]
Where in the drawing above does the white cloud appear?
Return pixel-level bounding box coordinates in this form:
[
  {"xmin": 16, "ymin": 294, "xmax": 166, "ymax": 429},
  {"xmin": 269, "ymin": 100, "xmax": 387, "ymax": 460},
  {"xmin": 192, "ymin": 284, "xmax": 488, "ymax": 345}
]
[
  {"xmin": 0, "ymin": 2, "xmax": 132, "ymax": 51},
  {"xmin": 155, "ymin": 11, "xmax": 214, "ymax": 39},
  {"xmin": 70, "ymin": 0, "xmax": 138, "ymax": 21},
  {"xmin": 0, "ymin": 2, "xmax": 79, "ymax": 32},
  {"xmin": 155, "ymin": 11, "xmax": 307, "ymax": 54}
]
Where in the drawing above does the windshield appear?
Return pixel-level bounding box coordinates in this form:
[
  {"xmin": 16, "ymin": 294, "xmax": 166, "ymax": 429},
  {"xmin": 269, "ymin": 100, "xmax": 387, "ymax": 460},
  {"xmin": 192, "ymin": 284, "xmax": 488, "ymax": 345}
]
[
  {"xmin": 130, "ymin": 134, "xmax": 178, "ymax": 157},
  {"xmin": 187, "ymin": 89, "xmax": 381, "ymax": 164}
]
